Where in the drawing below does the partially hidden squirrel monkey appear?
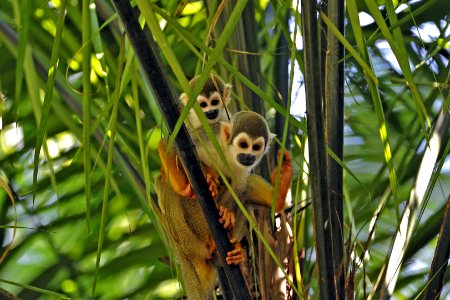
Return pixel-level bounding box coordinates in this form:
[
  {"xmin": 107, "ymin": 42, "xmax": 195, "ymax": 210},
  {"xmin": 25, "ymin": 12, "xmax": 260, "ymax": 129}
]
[
  {"xmin": 158, "ymin": 74, "xmax": 232, "ymax": 199},
  {"xmin": 156, "ymin": 74, "xmax": 234, "ymax": 299},
  {"xmin": 179, "ymin": 75, "xmax": 232, "ymax": 129},
  {"xmin": 156, "ymin": 109, "xmax": 293, "ymax": 299}
]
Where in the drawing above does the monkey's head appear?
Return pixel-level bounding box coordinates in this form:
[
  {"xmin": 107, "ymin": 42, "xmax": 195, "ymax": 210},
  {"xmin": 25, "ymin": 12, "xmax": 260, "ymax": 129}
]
[
  {"xmin": 180, "ymin": 74, "xmax": 232, "ymax": 128},
  {"xmin": 221, "ymin": 111, "xmax": 275, "ymax": 171}
]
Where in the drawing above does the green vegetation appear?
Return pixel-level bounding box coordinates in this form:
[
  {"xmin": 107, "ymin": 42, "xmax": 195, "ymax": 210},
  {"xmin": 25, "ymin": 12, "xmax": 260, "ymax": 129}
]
[{"xmin": 0, "ymin": 0, "xmax": 448, "ymax": 299}]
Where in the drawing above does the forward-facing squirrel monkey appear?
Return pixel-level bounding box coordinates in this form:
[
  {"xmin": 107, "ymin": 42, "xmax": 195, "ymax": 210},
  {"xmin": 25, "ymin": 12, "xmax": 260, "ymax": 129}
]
[
  {"xmin": 158, "ymin": 74, "xmax": 232, "ymax": 199},
  {"xmin": 200, "ymin": 111, "xmax": 292, "ymax": 264},
  {"xmin": 156, "ymin": 111, "xmax": 292, "ymax": 299},
  {"xmin": 187, "ymin": 110, "xmax": 292, "ymax": 212}
]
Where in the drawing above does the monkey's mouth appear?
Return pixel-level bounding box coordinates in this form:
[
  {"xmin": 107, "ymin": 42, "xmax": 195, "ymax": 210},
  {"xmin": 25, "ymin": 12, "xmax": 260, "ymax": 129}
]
[
  {"xmin": 205, "ymin": 109, "xmax": 219, "ymax": 120},
  {"xmin": 237, "ymin": 154, "xmax": 256, "ymax": 167}
]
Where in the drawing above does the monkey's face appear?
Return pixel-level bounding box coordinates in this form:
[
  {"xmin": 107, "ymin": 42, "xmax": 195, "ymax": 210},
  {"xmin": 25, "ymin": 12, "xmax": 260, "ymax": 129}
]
[
  {"xmin": 197, "ymin": 91, "xmax": 225, "ymax": 123},
  {"xmin": 229, "ymin": 132, "xmax": 266, "ymax": 170}
]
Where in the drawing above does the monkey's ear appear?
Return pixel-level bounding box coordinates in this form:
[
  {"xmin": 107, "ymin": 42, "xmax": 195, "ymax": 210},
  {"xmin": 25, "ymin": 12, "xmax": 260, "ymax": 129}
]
[
  {"xmin": 179, "ymin": 93, "xmax": 188, "ymax": 105},
  {"xmin": 223, "ymin": 83, "xmax": 232, "ymax": 105},
  {"xmin": 220, "ymin": 121, "xmax": 232, "ymax": 143}
]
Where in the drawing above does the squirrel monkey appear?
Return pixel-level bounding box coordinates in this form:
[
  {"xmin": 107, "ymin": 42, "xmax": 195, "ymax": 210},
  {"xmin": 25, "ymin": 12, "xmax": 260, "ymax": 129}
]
[
  {"xmin": 156, "ymin": 111, "xmax": 292, "ymax": 298},
  {"xmin": 158, "ymin": 74, "xmax": 232, "ymax": 199},
  {"xmin": 204, "ymin": 111, "xmax": 292, "ymax": 264},
  {"xmin": 179, "ymin": 75, "xmax": 232, "ymax": 129},
  {"xmin": 192, "ymin": 110, "xmax": 292, "ymax": 211}
]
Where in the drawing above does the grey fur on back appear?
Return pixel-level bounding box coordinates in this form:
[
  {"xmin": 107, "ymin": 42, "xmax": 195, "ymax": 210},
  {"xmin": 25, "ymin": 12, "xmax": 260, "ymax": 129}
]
[{"xmin": 156, "ymin": 175, "xmax": 217, "ymax": 299}]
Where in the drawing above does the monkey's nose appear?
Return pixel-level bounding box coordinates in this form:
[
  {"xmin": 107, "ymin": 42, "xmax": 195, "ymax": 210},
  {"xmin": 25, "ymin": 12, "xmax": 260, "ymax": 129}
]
[
  {"xmin": 205, "ymin": 109, "xmax": 219, "ymax": 120},
  {"xmin": 237, "ymin": 153, "xmax": 256, "ymax": 166}
]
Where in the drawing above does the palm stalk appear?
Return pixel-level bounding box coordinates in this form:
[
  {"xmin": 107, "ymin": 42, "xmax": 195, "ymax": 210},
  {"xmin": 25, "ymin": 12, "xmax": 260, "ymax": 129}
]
[
  {"xmin": 110, "ymin": 1, "xmax": 251, "ymax": 298},
  {"xmin": 301, "ymin": 0, "xmax": 336, "ymax": 298},
  {"xmin": 82, "ymin": 0, "xmax": 92, "ymax": 234},
  {"xmin": 324, "ymin": 0, "xmax": 345, "ymax": 298}
]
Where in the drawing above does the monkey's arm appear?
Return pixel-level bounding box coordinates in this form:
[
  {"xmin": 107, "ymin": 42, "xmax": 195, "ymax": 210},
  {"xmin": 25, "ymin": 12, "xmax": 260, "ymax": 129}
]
[
  {"xmin": 245, "ymin": 175, "xmax": 280, "ymax": 209},
  {"xmin": 246, "ymin": 150, "xmax": 293, "ymax": 212},
  {"xmin": 158, "ymin": 139, "xmax": 194, "ymax": 198},
  {"xmin": 158, "ymin": 139, "xmax": 222, "ymax": 198}
]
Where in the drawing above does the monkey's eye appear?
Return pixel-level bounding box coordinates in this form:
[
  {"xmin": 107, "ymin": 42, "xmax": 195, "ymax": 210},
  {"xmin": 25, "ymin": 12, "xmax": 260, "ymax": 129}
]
[
  {"xmin": 199, "ymin": 101, "xmax": 208, "ymax": 108},
  {"xmin": 252, "ymin": 144, "xmax": 262, "ymax": 151},
  {"xmin": 239, "ymin": 141, "xmax": 249, "ymax": 149},
  {"xmin": 210, "ymin": 99, "xmax": 220, "ymax": 106}
]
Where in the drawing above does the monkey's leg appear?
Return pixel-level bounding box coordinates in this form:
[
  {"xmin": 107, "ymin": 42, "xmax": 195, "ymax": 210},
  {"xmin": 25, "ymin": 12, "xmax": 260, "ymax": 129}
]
[
  {"xmin": 244, "ymin": 150, "xmax": 293, "ymax": 212},
  {"xmin": 195, "ymin": 259, "xmax": 218, "ymax": 299},
  {"xmin": 177, "ymin": 251, "xmax": 217, "ymax": 299},
  {"xmin": 157, "ymin": 139, "xmax": 195, "ymax": 199},
  {"xmin": 245, "ymin": 152, "xmax": 293, "ymax": 211},
  {"xmin": 245, "ymin": 175, "xmax": 278, "ymax": 209}
]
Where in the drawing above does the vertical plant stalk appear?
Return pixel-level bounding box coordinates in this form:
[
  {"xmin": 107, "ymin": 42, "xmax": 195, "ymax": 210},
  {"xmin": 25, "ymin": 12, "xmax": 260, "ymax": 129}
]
[
  {"xmin": 301, "ymin": 0, "xmax": 336, "ymax": 299},
  {"xmin": 324, "ymin": 0, "xmax": 345, "ymax": 298},
  {"xmin": 82, "ymin": 0, "xmax": 92, "ymax": 233},
  {"xmin": 240, "ymin": 1, "xmax": 263, "ymax": 115},
  {"xmin": 110, "ymin": 1, "xmax": 251, "ymax": 298},
  {"xmin": 272, "ymin": 6, "xmax": 292, "ymax": 299},
  {"xmin": 423, "ymin": 196, "xmax": 450, "ymax": 299},
  {"xmin": 240, "ymin": 1, "xmax": 271, "ymax": 181},
  {"xmin": 273, "ymin": 9, "xmax": 290, "ymax": 162}
]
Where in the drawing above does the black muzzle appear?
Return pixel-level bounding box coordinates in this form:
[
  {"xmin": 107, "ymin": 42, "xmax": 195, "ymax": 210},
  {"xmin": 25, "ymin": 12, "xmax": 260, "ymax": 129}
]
[
  {"xmin": 237, "ymin": 153, "xmax": 256, "ymax": 167},
  {"xmin": 205, "ymin": 109, "xmax": 219, "ymax": 120}
]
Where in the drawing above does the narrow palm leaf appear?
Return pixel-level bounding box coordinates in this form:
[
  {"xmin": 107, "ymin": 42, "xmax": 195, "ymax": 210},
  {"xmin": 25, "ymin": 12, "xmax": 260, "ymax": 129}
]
[
  {"xmin": 0, "ymin": 279, "xmax": 69, "ymax": 299},
  {"xmin": 32, "ymin": 0, "xmax": 67, "ymax": 204},
  {"xmin": 365, "ymin": 0, "xmax": 430, "ymax": 130},
  {"xmin": 13, "ymin": 0, "xmax": 32, "ymax": 119},
  {"xmin": 92, "ymin": 35, "xmax": 126, "ymax": 296},
  {"xmin": 82, "ymin": 0, "xmax": 93, "ymax": 232}
]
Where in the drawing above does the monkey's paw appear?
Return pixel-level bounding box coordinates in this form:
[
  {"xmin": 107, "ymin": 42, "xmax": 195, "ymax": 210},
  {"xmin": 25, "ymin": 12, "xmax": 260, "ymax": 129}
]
[
  {"xmin": 226, "ymin": 239, "xmax": 244, "ymax": 265},
  {"xmin": 205, "ymin": 168, "xmax": 221, "ymax": 198},
  {"xmin": 219, "ymin": 205, "xmax": 235, "ymax": 230}
]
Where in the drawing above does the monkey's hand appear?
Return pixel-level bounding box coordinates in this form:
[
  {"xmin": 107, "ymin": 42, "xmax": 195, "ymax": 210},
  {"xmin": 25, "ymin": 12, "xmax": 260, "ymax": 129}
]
[
  {"xmin": 271, "ymin": 150, "xmax": 293, "ymax": 212},
  {"xmin": 179, "ymin": 183, "xmax": 195, "ymax": 199},
  {"xmin": 226, "ymin": 239, "xmax": 244, "ymax": 265},
  {"xmin": 218, "ymin": 205, "xmax": 235, "ymax": 230},
  {"xmin": 204, "ymin": 165, "xmax": 221, "ymax": 198}
]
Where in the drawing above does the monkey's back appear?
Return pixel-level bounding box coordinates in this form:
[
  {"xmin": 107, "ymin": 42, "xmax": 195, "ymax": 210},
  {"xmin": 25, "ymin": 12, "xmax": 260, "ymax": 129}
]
[{"xmin": 155, "ymin": 175, "xmax": 217, "ymax": 299}]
